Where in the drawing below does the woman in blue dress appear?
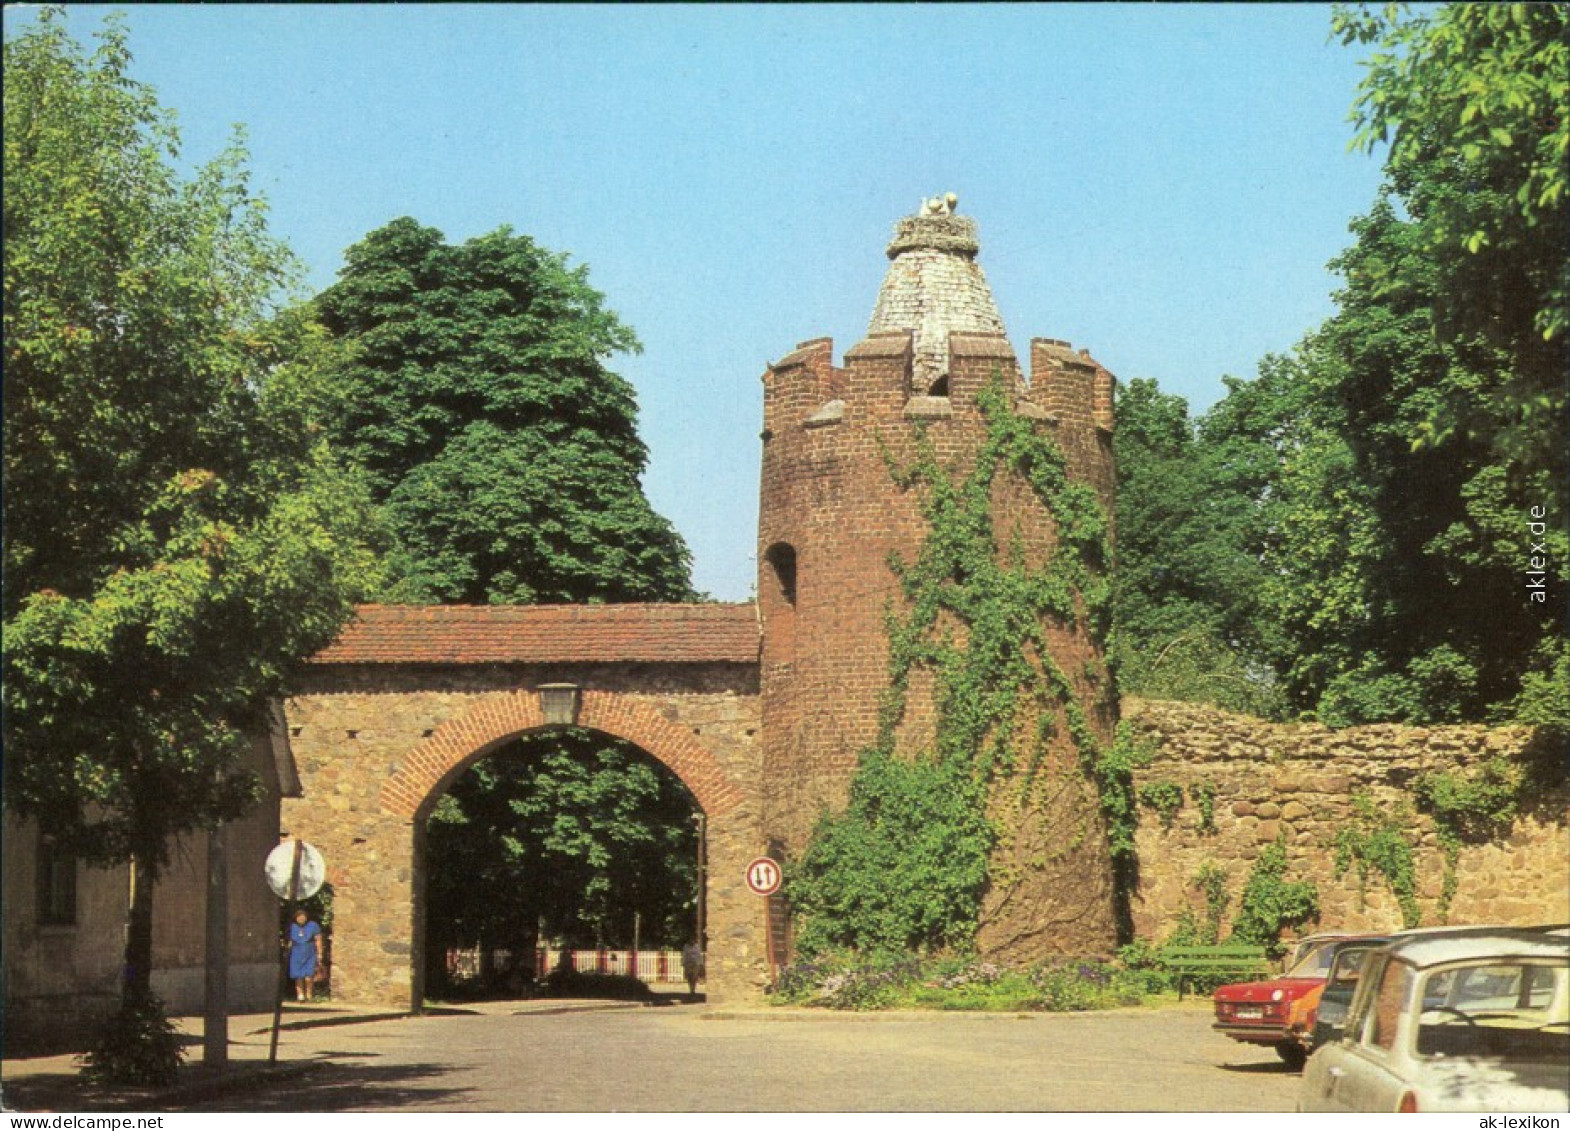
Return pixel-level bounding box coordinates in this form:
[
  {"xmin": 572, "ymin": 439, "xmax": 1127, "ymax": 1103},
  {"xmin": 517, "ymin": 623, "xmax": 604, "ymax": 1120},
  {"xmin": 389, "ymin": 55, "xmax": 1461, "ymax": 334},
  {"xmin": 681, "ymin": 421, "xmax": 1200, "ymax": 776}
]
[{"xmin": 287, "ymin": 909, "xmax": 323, "ymax": 1002}]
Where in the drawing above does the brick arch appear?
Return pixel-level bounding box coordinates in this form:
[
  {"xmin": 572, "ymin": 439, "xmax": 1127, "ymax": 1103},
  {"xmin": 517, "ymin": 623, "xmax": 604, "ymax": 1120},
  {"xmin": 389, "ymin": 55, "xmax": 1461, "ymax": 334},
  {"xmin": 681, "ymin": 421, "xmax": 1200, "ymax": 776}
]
[{"xmin": 378, "ymin": 688, "xmax": 747, "ymax": 820}]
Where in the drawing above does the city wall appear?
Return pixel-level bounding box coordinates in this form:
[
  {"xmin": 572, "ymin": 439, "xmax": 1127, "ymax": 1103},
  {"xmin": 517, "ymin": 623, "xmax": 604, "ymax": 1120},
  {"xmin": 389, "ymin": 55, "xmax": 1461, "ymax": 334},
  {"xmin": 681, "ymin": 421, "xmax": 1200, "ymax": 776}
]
[{"xmin": 1125, "ymin": 698, "xmax": 1569, "ymax": 940}]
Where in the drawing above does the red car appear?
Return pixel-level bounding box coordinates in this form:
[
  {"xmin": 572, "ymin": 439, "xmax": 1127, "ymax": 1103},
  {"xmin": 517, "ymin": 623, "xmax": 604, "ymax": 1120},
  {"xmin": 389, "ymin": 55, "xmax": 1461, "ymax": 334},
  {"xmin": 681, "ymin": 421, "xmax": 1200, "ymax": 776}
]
[{"xmin": 1213, "ymin": 936, "xmax": 1363, "ymax": 1069}]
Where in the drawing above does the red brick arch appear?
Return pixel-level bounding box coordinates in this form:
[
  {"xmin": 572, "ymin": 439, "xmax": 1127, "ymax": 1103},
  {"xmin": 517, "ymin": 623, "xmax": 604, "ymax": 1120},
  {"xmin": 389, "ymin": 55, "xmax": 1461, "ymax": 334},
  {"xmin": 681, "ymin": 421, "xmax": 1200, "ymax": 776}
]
[{"xmin": 378, "ymin": 689, "xmax": 747, "ymax": 820}]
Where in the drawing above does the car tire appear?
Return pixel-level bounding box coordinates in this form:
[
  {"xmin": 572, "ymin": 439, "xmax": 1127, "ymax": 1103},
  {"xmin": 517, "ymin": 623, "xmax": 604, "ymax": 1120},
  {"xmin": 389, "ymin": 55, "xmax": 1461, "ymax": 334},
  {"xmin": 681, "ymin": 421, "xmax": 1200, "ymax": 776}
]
[{"xmin": 1275, "ymin": 1041, "xmax": 1307, "ymax": 1071}]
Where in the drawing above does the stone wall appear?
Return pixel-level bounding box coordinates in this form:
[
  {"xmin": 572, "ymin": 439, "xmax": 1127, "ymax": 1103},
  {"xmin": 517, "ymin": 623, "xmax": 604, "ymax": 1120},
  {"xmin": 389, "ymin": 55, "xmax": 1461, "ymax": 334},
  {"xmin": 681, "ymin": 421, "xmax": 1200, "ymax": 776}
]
[
  {"xmin": 282, "ymin": 661, "xmax": 766, "ymax": 1008},
  {"xmin": 1125, "ymin": 699, "xmax": 1569, "ymax": 942}
]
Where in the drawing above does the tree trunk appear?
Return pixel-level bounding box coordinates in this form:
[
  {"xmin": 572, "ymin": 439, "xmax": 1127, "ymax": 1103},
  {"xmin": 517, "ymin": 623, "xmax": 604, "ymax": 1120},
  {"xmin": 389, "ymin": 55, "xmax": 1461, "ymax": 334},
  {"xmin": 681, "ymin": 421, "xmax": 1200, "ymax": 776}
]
[{"xmin": 123, "ymin": 853, "xmax": 157, "ymax": 1003}]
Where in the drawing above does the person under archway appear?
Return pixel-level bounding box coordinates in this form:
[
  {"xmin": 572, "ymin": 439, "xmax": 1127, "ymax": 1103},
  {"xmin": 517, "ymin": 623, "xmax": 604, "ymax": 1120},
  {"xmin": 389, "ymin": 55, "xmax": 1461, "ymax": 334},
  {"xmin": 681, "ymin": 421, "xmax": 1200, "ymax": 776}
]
[
  {"xmin": 287, "ymin": 909, "xmax": 323, "ymax": 1002},
  {"xmin": 682, "ymin": 939, "xmax": 703, "ymax": 999}
]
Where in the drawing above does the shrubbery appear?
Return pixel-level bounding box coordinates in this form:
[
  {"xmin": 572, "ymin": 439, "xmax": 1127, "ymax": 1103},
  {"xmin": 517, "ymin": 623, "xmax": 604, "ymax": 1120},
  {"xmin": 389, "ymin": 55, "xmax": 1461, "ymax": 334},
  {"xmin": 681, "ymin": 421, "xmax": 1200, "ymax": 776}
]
[
  {"xmin": 771, "ymin": 953, "xmax": 1147, "ymax": 1012},
  {"xmin": 81, "ymin": 992, "xmax": 184, "ymax": 1087},
  {"xmin": 540, "ymin": 968, "xmax": 654, "ymax": 1001}
]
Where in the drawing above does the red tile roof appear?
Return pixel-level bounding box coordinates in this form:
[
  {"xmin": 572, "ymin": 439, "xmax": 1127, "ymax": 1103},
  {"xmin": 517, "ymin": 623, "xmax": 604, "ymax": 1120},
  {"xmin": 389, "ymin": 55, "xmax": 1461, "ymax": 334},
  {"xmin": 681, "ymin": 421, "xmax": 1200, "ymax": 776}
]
[{"xmin": 310, "ymin": 603, "xmax": 760, "ymax": 666}]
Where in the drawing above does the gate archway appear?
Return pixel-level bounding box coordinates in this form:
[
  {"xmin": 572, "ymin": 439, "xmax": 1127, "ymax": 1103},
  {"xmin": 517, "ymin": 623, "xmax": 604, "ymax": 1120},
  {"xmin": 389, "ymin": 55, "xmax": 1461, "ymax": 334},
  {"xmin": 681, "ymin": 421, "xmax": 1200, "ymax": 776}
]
[{"xmin": 281, "ymin": 604, "xmax": 766, "ymax": 1007}]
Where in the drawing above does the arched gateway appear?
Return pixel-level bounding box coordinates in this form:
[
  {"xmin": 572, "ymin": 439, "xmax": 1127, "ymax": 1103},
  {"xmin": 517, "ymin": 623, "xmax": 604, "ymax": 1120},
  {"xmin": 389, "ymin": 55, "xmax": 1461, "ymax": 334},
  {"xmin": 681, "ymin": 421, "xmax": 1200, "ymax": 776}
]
[
  {"xmin": 281, "ymin": 201, "xmax": 1125, "ymax": 1008},
  {"xmin": 282, "ymin": 603, "xmax": 766, "ymax": 1007}
]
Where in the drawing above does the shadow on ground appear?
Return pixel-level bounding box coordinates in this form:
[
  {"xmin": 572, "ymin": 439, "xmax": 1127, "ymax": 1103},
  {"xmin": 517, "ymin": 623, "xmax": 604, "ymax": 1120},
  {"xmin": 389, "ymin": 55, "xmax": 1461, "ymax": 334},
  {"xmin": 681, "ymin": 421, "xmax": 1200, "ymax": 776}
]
[
  {"xmin": 177, "ymin": 1060, "xmax": 471, "ymax": 1112},
  {"xmin": 1217, "ymin": 1060, "xmax": 1300, "ymax": 1076}
]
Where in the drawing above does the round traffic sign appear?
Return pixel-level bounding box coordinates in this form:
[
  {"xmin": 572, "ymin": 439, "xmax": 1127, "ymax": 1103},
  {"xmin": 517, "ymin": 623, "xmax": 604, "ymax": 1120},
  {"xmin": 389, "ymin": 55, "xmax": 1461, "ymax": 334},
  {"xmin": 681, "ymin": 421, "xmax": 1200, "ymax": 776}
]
[
  {"xmin": 745, "ymin": 856, "xmax": 782, "ymax": 896},
  {"xmin": 264, "ymin": 839, "xmax": 326, "ymax": 900}
]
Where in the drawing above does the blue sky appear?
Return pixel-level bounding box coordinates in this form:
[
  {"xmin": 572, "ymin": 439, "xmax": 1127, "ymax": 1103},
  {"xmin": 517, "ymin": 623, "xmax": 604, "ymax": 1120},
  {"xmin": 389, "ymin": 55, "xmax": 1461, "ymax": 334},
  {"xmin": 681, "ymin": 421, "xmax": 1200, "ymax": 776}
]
[{"xmin": 5, "ymin": 4, "xmax": 1390, "ymax": 602}]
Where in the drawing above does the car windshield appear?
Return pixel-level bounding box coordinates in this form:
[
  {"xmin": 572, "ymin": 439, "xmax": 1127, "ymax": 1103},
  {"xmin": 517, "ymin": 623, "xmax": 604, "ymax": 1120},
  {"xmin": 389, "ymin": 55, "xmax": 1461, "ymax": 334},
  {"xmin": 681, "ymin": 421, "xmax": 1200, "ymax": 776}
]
[
  {"xmin": 1415, "ymin": 960, "xmax": 1569, "ymax": 1063},
  {"xmin": 1285, "ymin": 940, "xmax": 1340, "ymax": 979},
  {"xmin": 1325, "ymin": 945, "xmax": 1378, "ymax": 990}
]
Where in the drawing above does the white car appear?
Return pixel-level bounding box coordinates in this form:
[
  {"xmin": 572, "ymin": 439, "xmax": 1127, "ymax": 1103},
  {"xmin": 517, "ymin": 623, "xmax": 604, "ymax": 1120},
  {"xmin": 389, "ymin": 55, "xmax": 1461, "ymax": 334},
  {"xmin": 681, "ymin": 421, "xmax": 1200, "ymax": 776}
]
[{"xmin": 1300, "ymin": 928, "xmax": 1569, "ymax": 1112}]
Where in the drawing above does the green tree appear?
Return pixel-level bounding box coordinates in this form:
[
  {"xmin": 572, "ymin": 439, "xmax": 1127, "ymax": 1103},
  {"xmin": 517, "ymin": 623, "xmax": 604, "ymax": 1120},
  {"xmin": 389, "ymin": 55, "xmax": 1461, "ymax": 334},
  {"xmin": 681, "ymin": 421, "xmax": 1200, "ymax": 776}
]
[
  {"xmin": 1111, "ymin": 376, "xmax": 1287, "ymax": 717},
  {"xmin": 1139, "ymin": 5, "xmax": 1570, "ymax": 728},
  {"xmin": 1302, "ymin": 194, "xmax": 1563, "ymax": 724},
  {"xmin": 1336, "ymin": 3, "xmax": 1567, "ymax": 400},
  {"xmin": 3, "ymin": 10, "xmax": 379, "ymax": 1077},
  {"xmin": 425, "ymin": 732, "xmax": 699, "ymax": 987},
  {"xmin": 313, "ymin": 218, "xmax": 703, "ymax": 977},
  {"xmin": 313, "ymin": 218, "xmax": 695, "ymax": 605}
]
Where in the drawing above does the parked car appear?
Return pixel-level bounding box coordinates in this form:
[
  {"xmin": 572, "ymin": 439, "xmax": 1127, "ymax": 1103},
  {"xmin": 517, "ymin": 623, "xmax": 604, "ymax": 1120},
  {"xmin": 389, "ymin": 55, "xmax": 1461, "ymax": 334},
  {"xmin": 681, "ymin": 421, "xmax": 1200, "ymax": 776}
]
[
  {"xmin": 1286, "ymin": 932, "xmax": 1350, "ymax": 970},
  {"xmin": 1310, "ymin": 936, "xmax": 1394, "ymax": 1051},
  {"xmin": 1299, "ymin": 928, "xmax": 1569, "ymax": 1113},
  {"xmin": 1213, "ymin": 935, "xmax": 1371, "ymax": 1069}
]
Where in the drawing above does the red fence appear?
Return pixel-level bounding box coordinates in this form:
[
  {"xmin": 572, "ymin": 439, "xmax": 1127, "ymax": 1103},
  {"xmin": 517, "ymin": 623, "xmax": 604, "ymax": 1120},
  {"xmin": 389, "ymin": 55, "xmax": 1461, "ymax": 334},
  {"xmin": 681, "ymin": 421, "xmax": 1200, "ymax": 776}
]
[{"xmin": 535, "ymin": 948, "xmax": 700, "ymax": 984}]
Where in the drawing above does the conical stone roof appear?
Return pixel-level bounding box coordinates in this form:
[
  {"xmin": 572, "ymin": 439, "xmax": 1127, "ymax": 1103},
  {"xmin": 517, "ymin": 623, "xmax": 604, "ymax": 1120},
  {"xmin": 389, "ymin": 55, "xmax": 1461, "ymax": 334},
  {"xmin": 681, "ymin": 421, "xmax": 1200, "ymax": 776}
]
[{"xmin": 867, "ymin": 197, "xmax": 1008, "ymax": 392}]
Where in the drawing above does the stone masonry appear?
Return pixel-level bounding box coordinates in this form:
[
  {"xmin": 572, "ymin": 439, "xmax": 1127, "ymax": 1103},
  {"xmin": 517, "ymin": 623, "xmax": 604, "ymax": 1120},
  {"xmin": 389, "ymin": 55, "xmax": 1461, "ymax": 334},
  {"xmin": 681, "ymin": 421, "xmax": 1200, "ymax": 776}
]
[
  {"xmin": 757, "ymin": 200, "xmax": 1121, "ymax": 958},
  {"xmin": 281, "ymin": 604, "xmax": 768, "ymax": 1007},
  {"xmin": 1125, "ymin": 698, "xmax": 1569, "ymax": 939},
  {"xmin": 869, "ymin": 214, "xmax": 1008, "ymax": 394},
  {"xmin": 268, "ymin": 203, "xmax": 1568, "ymax": 1013}
]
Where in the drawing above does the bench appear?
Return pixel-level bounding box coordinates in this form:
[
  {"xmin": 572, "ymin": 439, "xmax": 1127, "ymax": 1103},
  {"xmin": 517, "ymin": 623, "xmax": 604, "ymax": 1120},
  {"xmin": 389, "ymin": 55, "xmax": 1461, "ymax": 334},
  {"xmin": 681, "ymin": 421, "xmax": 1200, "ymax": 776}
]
[{"xmin": 1160, "ymin": 944, "xmax": 1273, "ymax": 999}]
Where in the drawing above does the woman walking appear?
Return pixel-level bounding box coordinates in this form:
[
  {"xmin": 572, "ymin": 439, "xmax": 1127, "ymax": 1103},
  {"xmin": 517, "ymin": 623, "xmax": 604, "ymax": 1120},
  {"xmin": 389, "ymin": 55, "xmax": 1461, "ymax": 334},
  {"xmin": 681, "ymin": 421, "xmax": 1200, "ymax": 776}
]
[{"xmin": 287, "ymin": 909, "xmax": 323, "ymax": 1002}]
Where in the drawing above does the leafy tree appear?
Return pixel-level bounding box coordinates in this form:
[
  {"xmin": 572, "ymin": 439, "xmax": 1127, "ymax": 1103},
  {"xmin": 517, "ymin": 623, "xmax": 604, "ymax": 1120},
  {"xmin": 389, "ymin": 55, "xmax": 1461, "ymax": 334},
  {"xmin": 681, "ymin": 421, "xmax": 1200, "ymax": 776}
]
[
  {"xmin": 1279, "ymin": 0, "xmax": 1569, "ymax": 725},
  {"xmin": 1111, "ymin": 376, "xmax": 1287, "ymax": 717},
  {"xmin": 313, "ymin": 218, "xmax": 695, "ymax": 604},
  {"xmin": 1118, "ymin": 6, "xmax": 1570, "ymax": 728},
  {"xmin": 1335, "ymin": 3, "xmax": 1567, "ymax": 449},
  {"xmin": 424, "ymin": 731, "xmax": 699, "ymax": 987},
  {"xmin": 3, "ymin": 9, "xmax": 378, "ymax": 1074}
]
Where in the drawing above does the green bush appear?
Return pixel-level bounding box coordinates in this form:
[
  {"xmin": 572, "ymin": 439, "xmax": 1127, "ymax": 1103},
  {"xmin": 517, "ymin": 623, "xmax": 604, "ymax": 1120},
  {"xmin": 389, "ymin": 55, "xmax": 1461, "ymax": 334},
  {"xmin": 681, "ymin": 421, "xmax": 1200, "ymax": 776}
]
[
  {"xmin": 1232, "ymin": 839, "xmax": 1320, "ymax": 955},
  {"xmin": 771, "ymin": 953, "xmax": 1146, "ymax": 1012},
  {"xmin": 1138, "ymin": 780, "xmax": 1184, "ymax": 828},
  {"xmin": 540, "ymin": 968, "xmax": 653, "ymax": 1001},
  {"xmin": 81, "ymin": 992, "xmax": 184, "ymax": 1087}
]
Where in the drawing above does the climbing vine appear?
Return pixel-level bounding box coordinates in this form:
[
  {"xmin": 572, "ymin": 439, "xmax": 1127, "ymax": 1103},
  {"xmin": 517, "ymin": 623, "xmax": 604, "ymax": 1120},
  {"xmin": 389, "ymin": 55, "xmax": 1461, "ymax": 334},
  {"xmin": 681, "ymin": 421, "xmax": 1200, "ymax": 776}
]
[
  {"xmin": 1230, "ymin": 839, "xmax": 1320, "ymax": 957},
  {"xmin": 790, "ymin": 376, "xmax": 1113, "ymax": 956},
  {"xmin": 1334, "ymin": 793, "xmax": 1421, "ymax": 928},
  {"xmin": 1193, "ymin": 861, "xmax": 1231, "ymax": 945},
  {"xmin": 1414, "ymin": 758, "xmax": 1523, "ymax": 921},
  {"xmin": 1189, "ymin": 781, "xmax": 1218, "ymax": 834},
  {"xmin": 1137, "ymin": 780, "xmax": 1185, "ymax": 829}
]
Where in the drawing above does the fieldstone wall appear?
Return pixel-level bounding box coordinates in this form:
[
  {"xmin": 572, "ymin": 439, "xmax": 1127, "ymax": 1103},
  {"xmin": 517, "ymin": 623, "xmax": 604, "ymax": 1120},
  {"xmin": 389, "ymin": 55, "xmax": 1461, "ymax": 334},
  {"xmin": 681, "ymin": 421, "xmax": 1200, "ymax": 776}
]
[
  {"xmin": 1125, "ymin": 698, "xmax": 1569, "ymax": 941},
  {"xmin": 282, "ymin": 661, "xmax": 765, "ymax": 1008}
]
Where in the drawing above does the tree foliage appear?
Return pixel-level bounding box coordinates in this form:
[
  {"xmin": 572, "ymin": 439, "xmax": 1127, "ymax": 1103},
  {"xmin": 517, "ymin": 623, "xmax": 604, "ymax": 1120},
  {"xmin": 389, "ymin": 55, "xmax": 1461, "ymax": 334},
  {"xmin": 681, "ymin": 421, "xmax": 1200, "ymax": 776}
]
[
  {"xmin": 1115, "ymin": 5, "xmax": 1568, "ymax": 729},
  {"xmin": 425, "ymin": 732, "xmax": 699, "ymax": 966},
  {"xmin": 1111, "ymin": 376, "xmax": 1288, "ymax": 718},
  {"xmin": 313, "ymin": 218, "xmax": 694, "ymax": 604},
  {"xmin": 2, "ymin": 7, "xmax": 379, "ymax": 1032}
]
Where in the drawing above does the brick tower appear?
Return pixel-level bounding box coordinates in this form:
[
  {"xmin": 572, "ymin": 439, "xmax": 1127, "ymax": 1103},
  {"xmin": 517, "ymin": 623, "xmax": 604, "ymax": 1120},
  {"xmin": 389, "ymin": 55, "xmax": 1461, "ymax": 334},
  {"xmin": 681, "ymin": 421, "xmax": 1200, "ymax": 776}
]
[{"xmin": 756, "ymin": 197, "xmax": 1120, "ymax": 958}]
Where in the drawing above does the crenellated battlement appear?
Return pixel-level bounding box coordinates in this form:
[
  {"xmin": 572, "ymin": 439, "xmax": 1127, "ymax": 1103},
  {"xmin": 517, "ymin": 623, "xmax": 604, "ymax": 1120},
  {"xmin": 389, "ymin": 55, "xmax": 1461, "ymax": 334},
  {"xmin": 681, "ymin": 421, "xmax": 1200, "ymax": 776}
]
[
  {"xmin": 1029, "ymin": 337, "xmax": 1116, "ymax": 434},
  {"xmin": 761, "ymin": 325, "xmax": 1112, "ymax": 448},
  {"xmin": 756, "ymin": 199, "xmax": 1120, "ymax": 962}
]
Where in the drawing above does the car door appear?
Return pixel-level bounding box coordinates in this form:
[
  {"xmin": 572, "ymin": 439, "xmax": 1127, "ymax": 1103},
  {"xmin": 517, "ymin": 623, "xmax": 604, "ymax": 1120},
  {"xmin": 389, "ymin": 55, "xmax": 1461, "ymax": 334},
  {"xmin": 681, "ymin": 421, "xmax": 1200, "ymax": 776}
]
[
  {"xmin": 1303, "ymin": 954, "xmax": 1385, "ymax": 1112},
  {"xmin": 1311, "ymin": 953, "xmax": 1415, "ymax": 1111}
]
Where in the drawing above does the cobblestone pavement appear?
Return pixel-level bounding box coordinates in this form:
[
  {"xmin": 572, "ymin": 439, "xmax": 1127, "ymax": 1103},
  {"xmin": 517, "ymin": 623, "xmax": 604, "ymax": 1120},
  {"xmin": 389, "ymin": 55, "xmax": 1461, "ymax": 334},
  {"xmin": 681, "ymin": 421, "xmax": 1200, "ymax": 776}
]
[{"xmin": 167, "ymin": 1000, "xmax": 1302, "ymax": 1112}]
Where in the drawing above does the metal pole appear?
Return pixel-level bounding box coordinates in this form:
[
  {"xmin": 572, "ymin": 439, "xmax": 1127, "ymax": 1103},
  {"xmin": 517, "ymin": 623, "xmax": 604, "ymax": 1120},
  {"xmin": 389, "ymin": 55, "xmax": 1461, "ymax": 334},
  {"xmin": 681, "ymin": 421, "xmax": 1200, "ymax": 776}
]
[
  {"xmin": 202, "ymin": 824, "xmax": 229, "ymax": 1068},
  {"xmin": 694, "ymin": 814, "xmax": 707, "ymax": 951},
  {"xmin": 268, "ymin": 838, "xmax": 303, "ymax": 1065}
]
